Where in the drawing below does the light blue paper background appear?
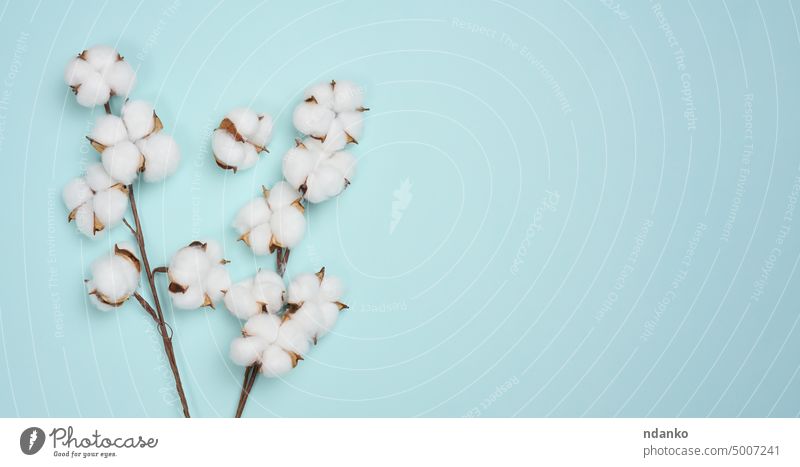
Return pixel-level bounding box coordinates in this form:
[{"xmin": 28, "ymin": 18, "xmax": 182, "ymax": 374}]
[{"xmin": 0, "ymin": 0, "xmax": 798, "ymax": 417}]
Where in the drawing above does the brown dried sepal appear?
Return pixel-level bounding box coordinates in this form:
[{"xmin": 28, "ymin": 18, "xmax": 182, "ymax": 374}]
[
  {"xmin": 152, "ymin": 112, "xmax": 163, "ymax": 134},
  {"xmin": 291, "ymin": 198, "xmax": 305, "ymax": 214},
  {"xmin": 202, "ymin": 294, "xmax": 214, "ymax": 309},
  {"xmin": 86, "ymin": 136, "xmax": 107, "ymax": 153},
  {"xmin": 284, "ymin": 302, "xmax": 302, "ymax": 315},
  {"xmin": 268, "ymin": 235, "xmax": 283, "ymax": 254},
  {"xmin": 169, "ymin": 282, "xmax": 188, "ymax": 294},
  {"xmin": 315, "ymin": 267, "xmax": 326, "ymax": 282},
  {"xmin": 289, "ymin": 352, "xmax": 303, "ymax": 368},
  {"xmin": 89, "ymin": 290, "xmax": 128, "ymax": 308},
  {"xmin": 214, "ymin": 156, "xmax": 238, "ymax": 173},
  {"xmin": 218, "ymin": 118, "xmax": 245, "ymax": 142},
  {"xmin": 114, "ymin": 244, "xmax": 141, "ymax": 273},
  {"xmin": 334, "ymin": 301, "xmax": 349, "ymax": 311},
  {"xmin": 188, "ymin": 240, "xmax": 208, "ymax": 250}
]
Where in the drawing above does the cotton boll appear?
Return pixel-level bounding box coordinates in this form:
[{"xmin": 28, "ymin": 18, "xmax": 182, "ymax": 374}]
[
  {"xmin": 249, "ymin": 114, "xmax": 273, "ymax": 149},
  {"xmin": 83, "ymin": 45, "xmax": 119, "ymax": 73},
  {"xmin": 282, "ymin": 147, "xmax": 316, "ymax": 189},
  {"xmin": 325, "ymin": 150, "xmax": 356, "ymax": 181},
  {"xmin": 64, "ymin": 58, "xmax": 93, "ymax": 87},
  {"xmin": 332, "ymin": 80, "xmax": 364, "ymax": 113},
  {"xmin": 74, "ymin": 201, "xmax": 96, "ymax": 237},
  {"xmin": 138, "ymin": 133, "xmax": 180, "ymax": 182},
  {"xmin": 212, "ymin": 129, "xmax": 244, "ymax": 169},
  {"xmin": 75, "ymin": 73, "xmax": 111, "ymax": 107},
  {"xmin": 304, "ymin": 82, "xmax": 334, "ymax": 107},
  {"xmin": 267, "ymin": 181, "xmax": 301, "ymax": 210},
  {"xmin": 276, "ymin": 320, "xmax": 311, "ymax": 355},
  {"xmin": 292, "ymin": 103, "xmax": 334, "ymax": 138},
  {"xmin": 244, "ymin": 223, "xmax": 272, "ymax": 255},
  {"xmin": 91, "ymin": 256, "xmax": 135, "ymax": 303},
  {"xmin": 224, "ymin": 283, "xmax": 260, "ymax": 319},
  {"xmin": 230, "ymin": 336, "xmax": 266, "ymax": 366},
  {"xmin": 63, "ymin": 177, "xmax": 93, "ymax": 211},
  {"xmin": 287, "ymin": 273, "xmax": 320, "ymax": 304},
  {"xmin": 226, "ymin": 108, "xmax": 258, "ymax": 138},
  {"xmin": 260, "ymin": 345, "xmax": 294, "ymax": 377},
  {"xmin": 170, "ymin": 284, "xmax": 205, "ymax": 310},
  {"xmin": 319, "ymin": 276, "xmax": 343, "ymax": 303},
  {"xmin": 92, "ymin": 187, "xmax": 128, "ymax": 227},
  {"xmin": 270, "ymin": 207, "xmax": 305, "ymax": 248},
  {"xmin": 101, "ymin": 141, "xmax": 141, "ymax": 185},
  {"xmin": 91, "ymin": 115, "xmax": 129, "ymax": 147},
  {"xmin": 204, "ymin": 265, "xmax": 231, "ymax": 302},
  {"xmin": 243, "ymin": 313, "xmax": 281, "ymax": 342},
  {"xmin": 121, "ymin": 100, "xmax": 156, "ymax": 141},
  {"xmin": 233, "ymin": 197, "xmax": 271, "ymax": 234},
  {"xmin": 168, "ymin": 246, "xmax": 211, "ymax": 287},
  {"xmin": 105, "ymin": 60, "xmax": 136, "ymax": 97}
]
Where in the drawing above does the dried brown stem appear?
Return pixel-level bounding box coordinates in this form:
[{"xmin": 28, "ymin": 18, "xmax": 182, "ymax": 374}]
[
  {"xmin": 128, "ymin": 184, "xmax": 191, "ymax": 418},
  {"xmin": 133, "ymin": 292, "xmax": 158, "ymax": 322},
  {"xmin": 104, "ymin": 102, "xmax": 111, "ymax": 115},
  {"xmin": 235, "ymin": 363, "xmax": 261, "ymax": 418}
]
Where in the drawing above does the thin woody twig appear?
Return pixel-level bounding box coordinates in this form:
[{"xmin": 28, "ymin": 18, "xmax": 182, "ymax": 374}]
[
  {"xmin": 123, "ymin": 218, "xmax": 137, "ymax": 236},
  {"xmin": 128, "ymin": 184, "xmax": 191, "ymax": 418},
  {"xmin": 133, "ymin": 292, "xmax": 158, "ymax": 322}
]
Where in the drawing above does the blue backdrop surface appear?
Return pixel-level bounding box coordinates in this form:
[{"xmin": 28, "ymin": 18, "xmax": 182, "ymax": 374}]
[{"xmin": 0, "ymin": 0, "xmax": 799, "ymax": 417}]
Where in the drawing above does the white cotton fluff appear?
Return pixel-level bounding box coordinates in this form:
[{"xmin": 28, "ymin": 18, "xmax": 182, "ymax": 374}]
[
  {"xmin": 233, "ymin": 181, "xmax": 306, "ymax": 255},
  {"xmin": 137, "ymin": 133, "xmax": 181, "ymax": 182},
  {"xmin": 282, "ymin": 138, "xmax": 356, "ymax": 204},
  {"xmin": 223, "ymin": 283, "xmax": 261, "ymax": 319},
  {"xmin": 64, "ymin": 164, "xmax": 129, "ymax": 238},
  {"xmin": 91, "ymin": 115, "xmax": 129, "ymax": 147},
  {"xmin": 86, "ymin": 242, "xmax": 140, "ymax": 311},
  {"xmin": 64, "ymin": 45, "xmax": 136, "ymax": 107},
  {"xmin": 75, "ymin": 74, "xmax": 111, "ymax": 108},
  {"xmin": 230, "ymin": 336, "xmax": 266, "ymax": 366},
  {"xmin": 62, "ymin": 177, "xmax": 93, "ymax": 211},
  {"xmin": 243, "ymin": 312, "xmax": 281, "ymax": 341},
  {"xmin": 167, "ymin": 240, "xmax": 231, "ymax": 310},
  {"xmin": 211, "ymin": 108, "xmax": 274, "ymax": 173},
  {"xmin": 223, "ymin": 271, "xmax": 286, "ymax": 319},
  {"xmin": 101, "ymin": 141, "xmax": 141, "ymax": 185},
  {"xmin": 251, "ymin": 270, "xmax": 286, "ymax": 313},
  {"xmin": 286, "ymin": 271, "xmax": 346, "ymax": 340},
  {"xmin": 91, "ymin": 186, "xmax": 128, "ymax": 226},
  {"xmin": 121, "ymin": 100, "xmax": 157, "ymax": 141},
  {"xmin": 259, "ymin": 344, "xmax": 294, "ymax": 377},
  {"xmin": 292, "ymin": 80, "xmax": 366, "ymax": 150}
]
